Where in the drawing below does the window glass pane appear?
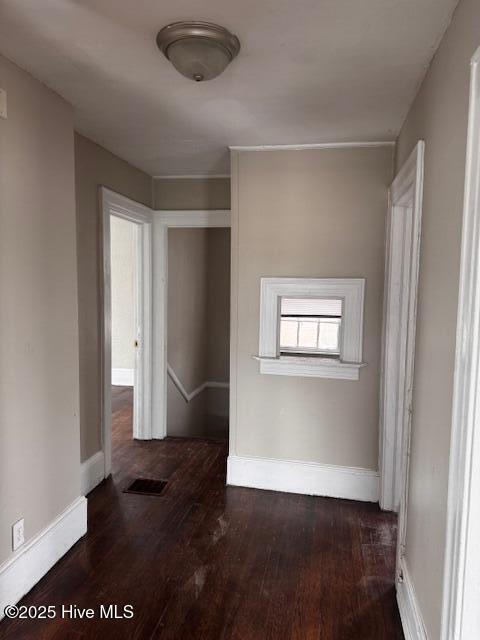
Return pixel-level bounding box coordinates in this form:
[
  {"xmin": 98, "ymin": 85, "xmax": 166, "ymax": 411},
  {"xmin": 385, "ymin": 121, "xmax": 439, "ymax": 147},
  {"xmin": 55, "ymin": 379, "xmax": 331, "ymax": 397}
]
[
  {"xmin": 280, "ymin": 296, "xmax": 342, "ymax": 355},
  {"xmin": 298, "ymin": 320, "xmax": 318, "ymax": 348},
  {"xmin": 280, "ymin": 320, "xmax": 298, "ymax": 347},
  {"xmin": 318, "ymin": 320, "xmax": 340, "ymax": 352}
]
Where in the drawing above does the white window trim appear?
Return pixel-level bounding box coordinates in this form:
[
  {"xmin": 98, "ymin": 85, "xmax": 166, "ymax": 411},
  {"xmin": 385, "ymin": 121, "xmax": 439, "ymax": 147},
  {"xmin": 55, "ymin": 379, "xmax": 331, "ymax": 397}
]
[{"xmin": 256, "ymin": 277, "xmax": 366, "ymax": 380}]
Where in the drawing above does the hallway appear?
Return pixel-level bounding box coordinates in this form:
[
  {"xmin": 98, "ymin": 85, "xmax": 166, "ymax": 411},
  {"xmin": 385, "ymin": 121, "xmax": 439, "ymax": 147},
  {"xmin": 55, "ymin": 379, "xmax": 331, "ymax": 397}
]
[{"xmin": 0, "ymin": 389, "xmax": 403, "ymax": 639}]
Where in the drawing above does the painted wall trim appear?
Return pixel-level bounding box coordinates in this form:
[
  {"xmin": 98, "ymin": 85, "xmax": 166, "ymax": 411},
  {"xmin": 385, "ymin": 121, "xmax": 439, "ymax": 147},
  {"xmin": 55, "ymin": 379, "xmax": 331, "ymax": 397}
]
[
  {"xmin": 152, "ymin": 210, "xmax": 232, "ymax": 440},
  {"xmin": 379, "ymin": 140, "xmax": 425, "ymax": 513},
  {"xmin": 112, "ymin": 368, "xmax": 134, "ymax": 386},
  {"xmin": 0, "ymin": 497, "xmax": 87, "ymax": 619},
  {"xmin": 440, "ymin": 46, "xmax": 480, "ymax": 640},
  {"xmin": 167, "ymin": 364, "xmax": 229, "ymax": 403},
  {"xmin": 227, "ymin": 455, "xmax": 379, "ymax": 502},
  {"xmin": 256, "ymin": 277, "xmax": 365, "ymax": 380},
  {"xmin": 81, "ymin": 451, "xmax": 105, "ymax": 495},
  {"xmin": 153, "ymin": 174, "xmax": 230, "ymax": 180},
  {"xmin": 155, "ymin": 210, "xmax": 231, "ymax": 228},
  {"xmin": 229, "ymin": 151, "xmax": 241, "ymax": 458},
  {"xmin": 102, "ymin": 187, "xmax": 153, "ymax": 221},
  {"xmin": 397, "ymin": 559, "xmax": 428, "ymax": 640},
  {"xmin": 206, "ymin": 381, "xmax": 230, "ymax": 390},
  {"xmin": 255, "ymin": 356, "xmax": 365, "ymax": 380},
  {"xmin": 101, "ymin": 187, "xmax": 154, "ymax": 476},
  {"xmin": 229, "ymin": 141, "xmax": 395, "ymax": 152}
]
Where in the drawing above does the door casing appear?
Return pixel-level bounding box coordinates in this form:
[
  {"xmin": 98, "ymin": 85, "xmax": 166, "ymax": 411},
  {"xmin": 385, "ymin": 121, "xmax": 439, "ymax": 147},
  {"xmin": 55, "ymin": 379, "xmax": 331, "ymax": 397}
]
[
  {"xmin": 378, "ymin": 141, "xmax": 424, "ymax": 522},
  {"xmin": 101, "ymin": 187, "xmax": 154, "ymax": 476},
  {"xmin": 101, "ymin": 188, "xmax": 231, "ymax": 474}
]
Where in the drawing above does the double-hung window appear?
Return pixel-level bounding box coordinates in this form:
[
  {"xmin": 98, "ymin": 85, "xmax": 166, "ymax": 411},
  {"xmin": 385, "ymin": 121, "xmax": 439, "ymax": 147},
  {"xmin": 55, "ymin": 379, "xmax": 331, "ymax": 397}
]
[{"xmin": 256, "ymin": 278, "xmax": 366, "ymax": 380}]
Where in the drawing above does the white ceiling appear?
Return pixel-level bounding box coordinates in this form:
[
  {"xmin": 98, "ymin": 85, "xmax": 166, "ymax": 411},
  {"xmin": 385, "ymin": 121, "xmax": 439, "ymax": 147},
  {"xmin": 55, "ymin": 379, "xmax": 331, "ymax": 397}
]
[{"xmin": 0, "ymin": 0, "xmax": 457, "ymax": 176}]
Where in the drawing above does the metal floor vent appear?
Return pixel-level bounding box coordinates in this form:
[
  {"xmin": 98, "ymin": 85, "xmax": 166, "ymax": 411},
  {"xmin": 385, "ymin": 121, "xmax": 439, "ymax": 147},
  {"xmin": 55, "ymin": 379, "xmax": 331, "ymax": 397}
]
[{"xmin": 123, "ymin": 478, "xmax": 168, "ymax": 496}]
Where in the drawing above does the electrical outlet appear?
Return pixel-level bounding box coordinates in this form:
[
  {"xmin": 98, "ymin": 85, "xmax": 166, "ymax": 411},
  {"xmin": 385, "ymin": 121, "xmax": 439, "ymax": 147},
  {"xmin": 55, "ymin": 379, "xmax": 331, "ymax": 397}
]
[
  {"xmin": 0, "ymin": 89, "xmax": 7, "ymax": 119},
  {"xmin": 12, "ymin": 518, "xmax": 24, "ymax": 551}
]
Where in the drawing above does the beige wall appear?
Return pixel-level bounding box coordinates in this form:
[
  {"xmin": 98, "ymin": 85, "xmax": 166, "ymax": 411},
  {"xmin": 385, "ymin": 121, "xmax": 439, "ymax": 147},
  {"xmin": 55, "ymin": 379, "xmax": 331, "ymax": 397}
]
[
  {"xmin": 207, "ymin": 229, "xmax": 231, "ymax": 382},
  {"xmin": 167, "ymin": 227, "xmax": 231, "ymax": 437},
  {"xmin": 111, "ymin": 216, "xmax": 136, "ymax": 371},
  {"xmin": 75, "ymin": 133, "xmax": 151, "ymax": 460},
  {"xmin": 168, "ymin": 228, "xmax": 209, "ymax": 392},
  {"xmin": 394, "ymin": 0, "xmax": 479, "ymax": 636},
  {"xmin": 167, "ymin": 378, "xmax": 208, "ymax": 438},
  {"xmin": 153, "ymin": 177, "xmax": 230, "ymax": 210},
  {"xmin": 0, "ymin": 56, "xmax": 81, "ymax": 563},
  {"xmin": 230, "ymin": 146, "xmax": 393, "ymax": 469}
]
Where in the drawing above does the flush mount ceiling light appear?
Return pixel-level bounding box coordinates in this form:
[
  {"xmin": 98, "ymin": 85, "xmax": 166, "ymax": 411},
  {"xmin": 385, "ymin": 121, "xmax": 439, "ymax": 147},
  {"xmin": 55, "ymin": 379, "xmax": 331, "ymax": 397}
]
[{"xmin": 156, "ymin": 21, "xmax": 240, "ymax": 82}]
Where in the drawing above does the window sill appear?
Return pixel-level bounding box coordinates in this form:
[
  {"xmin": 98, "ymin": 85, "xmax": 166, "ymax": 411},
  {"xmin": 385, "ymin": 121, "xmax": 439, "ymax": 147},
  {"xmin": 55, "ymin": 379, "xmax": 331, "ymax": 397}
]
[{"xmin": 253, "ymin": 355, "xmax": 366, "ymax": 380}]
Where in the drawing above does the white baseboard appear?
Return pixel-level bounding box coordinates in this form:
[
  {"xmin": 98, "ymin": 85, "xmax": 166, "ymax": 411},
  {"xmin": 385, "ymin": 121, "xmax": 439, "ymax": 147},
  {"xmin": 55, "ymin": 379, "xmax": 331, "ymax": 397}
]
[
  {"xmin": 227, "ymin": 455, "xmax": 379, "ymax": 502},
  {"xmin": 397, "ymin": 559, "xmax": 428, "ymax": 639},
  {"xmin": 112, "ymin": 368, "xmax": 134, "ymax": 386},
  {"xmin": 0, "ymin": 496, "xmax": 87, "ymax": 619},
  {"xmin": 81, "ymin": 451, "xmax": 105, "ymax": 495}
]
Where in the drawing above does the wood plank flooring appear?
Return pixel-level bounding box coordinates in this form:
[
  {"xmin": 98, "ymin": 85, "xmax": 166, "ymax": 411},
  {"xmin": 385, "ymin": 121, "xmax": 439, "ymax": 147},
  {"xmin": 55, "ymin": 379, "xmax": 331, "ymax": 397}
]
[{"xmin": 0, "ymin": 387, "xmax": 404, "ymax": 639}]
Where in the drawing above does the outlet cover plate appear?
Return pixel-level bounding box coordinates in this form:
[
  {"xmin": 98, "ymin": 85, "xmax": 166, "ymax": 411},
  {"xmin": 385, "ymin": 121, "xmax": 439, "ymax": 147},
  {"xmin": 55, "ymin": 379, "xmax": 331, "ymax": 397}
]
[
  {"xmin": 12, "ymin": 518, "xmax": 24, "ymax": 551},
  {"xmin": 0, "ymin": 89, "xmax": 7, "ymax": 119}
]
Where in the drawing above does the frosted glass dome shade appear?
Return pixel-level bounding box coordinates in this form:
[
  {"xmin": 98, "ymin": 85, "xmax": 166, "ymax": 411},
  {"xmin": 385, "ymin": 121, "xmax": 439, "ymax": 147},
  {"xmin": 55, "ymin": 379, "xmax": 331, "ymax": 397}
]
[
  {"xmin": 167, "ymin": 39, "xmax": 232, "ymax": 82},
  {"xmin": 156, "ymin": 22, "xmax": 240, "ymax": 82}
]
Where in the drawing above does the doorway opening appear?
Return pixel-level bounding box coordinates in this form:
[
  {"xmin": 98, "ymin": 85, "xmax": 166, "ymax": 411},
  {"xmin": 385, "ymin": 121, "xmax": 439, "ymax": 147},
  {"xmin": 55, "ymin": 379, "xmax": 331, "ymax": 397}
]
[
  {"xmin": 101, "ymin": 188, "xmax": 153, "ymax": 478},
  {"xmin": 166, "ymin": 227, "xmax": 231, "ymax": 441},
  {"xmin": 102, "ymin": 192, "xmax": 231, "ymax": 476},
  {"xmin": 110, "ymin": 215, "xmax": 137, "ymax": 452}
]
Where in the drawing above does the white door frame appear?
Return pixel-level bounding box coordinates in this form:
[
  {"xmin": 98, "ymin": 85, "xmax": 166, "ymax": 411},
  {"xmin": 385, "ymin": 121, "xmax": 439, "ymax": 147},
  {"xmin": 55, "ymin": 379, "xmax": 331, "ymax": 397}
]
[
  {"xmin": 379, "ymin": 140, "xmax": 425, "ymax": 514},
  {"xmin": 152, "ymin": 209, "xmax": 231, "ymax": 439},
  {"xmin": 101, "ymin": 187, "xmax": 153, "ymax": 476},
  {"xmin": 440, "ymin": 46, "xmax": 480, "ymax": 640}
]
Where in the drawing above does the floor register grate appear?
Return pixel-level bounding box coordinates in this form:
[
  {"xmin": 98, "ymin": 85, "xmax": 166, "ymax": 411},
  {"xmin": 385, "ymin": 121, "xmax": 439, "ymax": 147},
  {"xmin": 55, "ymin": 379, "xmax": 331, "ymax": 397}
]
[{"xmin": 123, "ymin": 478, "xmax": 168, "ymax": 496}]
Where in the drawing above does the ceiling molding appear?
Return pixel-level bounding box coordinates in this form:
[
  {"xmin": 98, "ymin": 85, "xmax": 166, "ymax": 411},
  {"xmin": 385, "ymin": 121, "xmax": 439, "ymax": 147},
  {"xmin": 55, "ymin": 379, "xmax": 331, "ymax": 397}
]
[
  {"xmin": 153, "ymin": 174, "xmax": 231, "ymax": 180},
  {"xmin": 229, "ymin": 141, "xmax": 396, "ymax": 152}
]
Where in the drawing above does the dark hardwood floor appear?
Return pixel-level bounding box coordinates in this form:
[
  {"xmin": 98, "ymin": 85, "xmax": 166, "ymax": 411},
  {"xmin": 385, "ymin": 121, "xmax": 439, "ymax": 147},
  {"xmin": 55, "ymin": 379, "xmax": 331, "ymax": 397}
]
[{"xmin": 0, "ymin": 387, "xmax": 404, "ymax": 639}]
